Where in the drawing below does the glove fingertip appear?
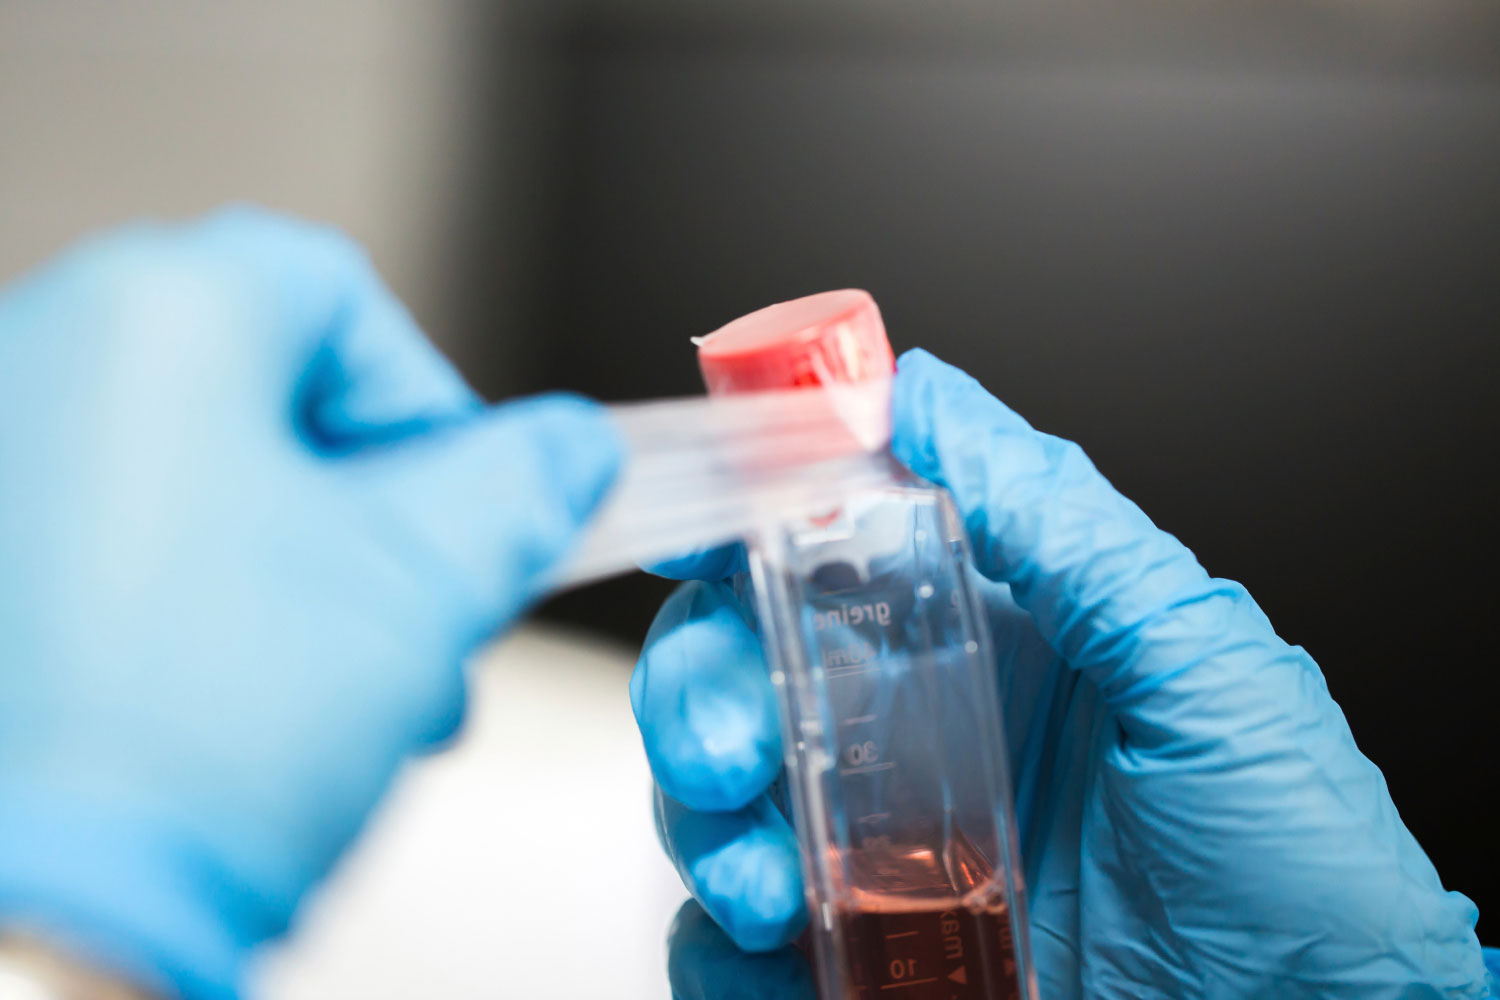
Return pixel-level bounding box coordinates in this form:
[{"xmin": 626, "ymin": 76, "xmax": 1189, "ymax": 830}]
[
  {"xmin": 657, "ymin": 793, "xmax": 806, "ymax": 954},
  {"xmin": 503, "ymin": 393, "xmax": 623, "ymax": 529},
  {"xmin": 351, "ymin": 392, "xmax": 621, "ymax": 632},
  {"xmin": 891, "ymin": 348, "xmax": 1030, "ymax": 483},
  {"xmin": 637, "ymin": 584, "xmax": 781, "ymax": 812},
  {"xmin": 645, "ymin": 544, "xmax": 746, "ymax": 581},
  {"xmin": 697, "ymin": 831, "xmax": 806, "ymax": 953}
]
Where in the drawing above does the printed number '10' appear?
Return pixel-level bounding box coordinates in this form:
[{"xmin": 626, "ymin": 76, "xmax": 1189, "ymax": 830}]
[{"xmin": 889, "ymin": 959, "xmax": 918, "ymax": 980}]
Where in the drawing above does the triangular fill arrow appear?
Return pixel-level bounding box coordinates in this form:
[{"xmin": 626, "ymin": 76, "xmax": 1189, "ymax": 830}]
[{"xmin": 948, "ymin": 966, "xmax": 967, "ymax": 985}]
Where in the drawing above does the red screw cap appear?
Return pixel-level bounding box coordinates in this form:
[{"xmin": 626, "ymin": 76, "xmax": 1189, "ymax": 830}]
[{"xmin": 696, "ymin": 289, "xmax": 895, "ymax": 395}]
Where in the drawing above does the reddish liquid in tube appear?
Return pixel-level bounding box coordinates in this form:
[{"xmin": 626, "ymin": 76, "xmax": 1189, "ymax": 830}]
[
  {"xmin": 837, "ymin": 898, "xmax": 1019, "ymax": 1000},
  {"xmin": 817, "ymin": 836, "xmax": 1022, "ymax": 999}
]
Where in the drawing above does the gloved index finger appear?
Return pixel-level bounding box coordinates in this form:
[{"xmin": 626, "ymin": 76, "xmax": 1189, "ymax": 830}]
[
  {"xmin": 632, "ymin": 579, "xmax": 777, "ymax": 813},
  {"xmin": 186, "ymin": 206, "xmax": 481, "ymax": 450},
  {"xmin": 645, "ymin": 543, "xmax": 747, "ymax": 582},
  {"xmin": 891, "ymin": 349, "xmax": 1293, "ymax": 750}
]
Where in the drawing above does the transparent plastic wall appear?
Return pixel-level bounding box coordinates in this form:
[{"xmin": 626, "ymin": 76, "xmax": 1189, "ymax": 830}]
[{"xmin": 745, "ymin": 464, "xmax": 1036, "ymax": 1000}]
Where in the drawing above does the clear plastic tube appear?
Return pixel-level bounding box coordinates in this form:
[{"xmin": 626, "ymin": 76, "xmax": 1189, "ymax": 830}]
[
  {"xmin": 742, "ymin": 465, "xmax": 1037, "ymax": 999},
  {"xmin": 548, "ymin": 373, "xmax": 1035, "ymax": 998}
]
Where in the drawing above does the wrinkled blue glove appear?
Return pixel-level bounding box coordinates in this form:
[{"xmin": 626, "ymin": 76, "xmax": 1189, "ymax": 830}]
[
  {"xmin": 0, "ymin": 209, "xmax": 620, "ymax": 998},
  {"xmin": 633, "ymin": 350, "xmax": 1495, "ymax": 998}
]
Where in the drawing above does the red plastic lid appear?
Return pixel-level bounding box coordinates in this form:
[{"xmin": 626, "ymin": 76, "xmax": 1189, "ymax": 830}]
[{"xmin": 696, "ymin": 289, "xmax": 895, "ymax": 395}]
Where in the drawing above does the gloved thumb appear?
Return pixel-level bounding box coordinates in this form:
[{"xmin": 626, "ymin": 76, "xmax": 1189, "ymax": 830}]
[
  {"xmin": 891, "ymin": 349, "xmax": 1295, "ymax": 752},
  {"xmin": 894, "ymin": 351, "xmax": 1492, "ymax": 992},
  {"xmin": 347, "ymin": 393, "xmax": 621, "ymax": 640}
]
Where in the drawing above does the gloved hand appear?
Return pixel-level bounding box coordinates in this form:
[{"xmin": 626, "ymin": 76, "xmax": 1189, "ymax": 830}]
[
  {"xmin": 633, "ymin": 350, "xmax": 1494, "ymax": 998},
  {"xmin": 0, "ymin": 208, "xmax": 619, "ymax": 999}
]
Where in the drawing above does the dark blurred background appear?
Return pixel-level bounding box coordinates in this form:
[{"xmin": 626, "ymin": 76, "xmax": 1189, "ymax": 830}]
[
  {"xmin": 452, "ymin": 0, "xmax": 1500, "ymax": 936},
  {"xmin": 1, "ymin": 0, "xmax": 1495, "ymax": 946}
]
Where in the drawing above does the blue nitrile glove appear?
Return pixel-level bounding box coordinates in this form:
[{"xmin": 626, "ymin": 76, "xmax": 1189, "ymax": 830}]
[
  {"xmin": 666, "ymin": 899, "xmax": 814, "ymax": 1000},
  {"xmin": 0, "ymin": 208, "xmax": 619, "ymax": 999},
  {"xmin": 632, "ymin": 349, "xmax": 1495, "ymax": 998}
]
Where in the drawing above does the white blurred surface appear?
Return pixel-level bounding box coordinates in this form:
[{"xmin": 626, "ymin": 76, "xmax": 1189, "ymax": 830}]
[{"xmin": 251, "ymin": 625, "xmax": 684, "ymax": 1000}]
